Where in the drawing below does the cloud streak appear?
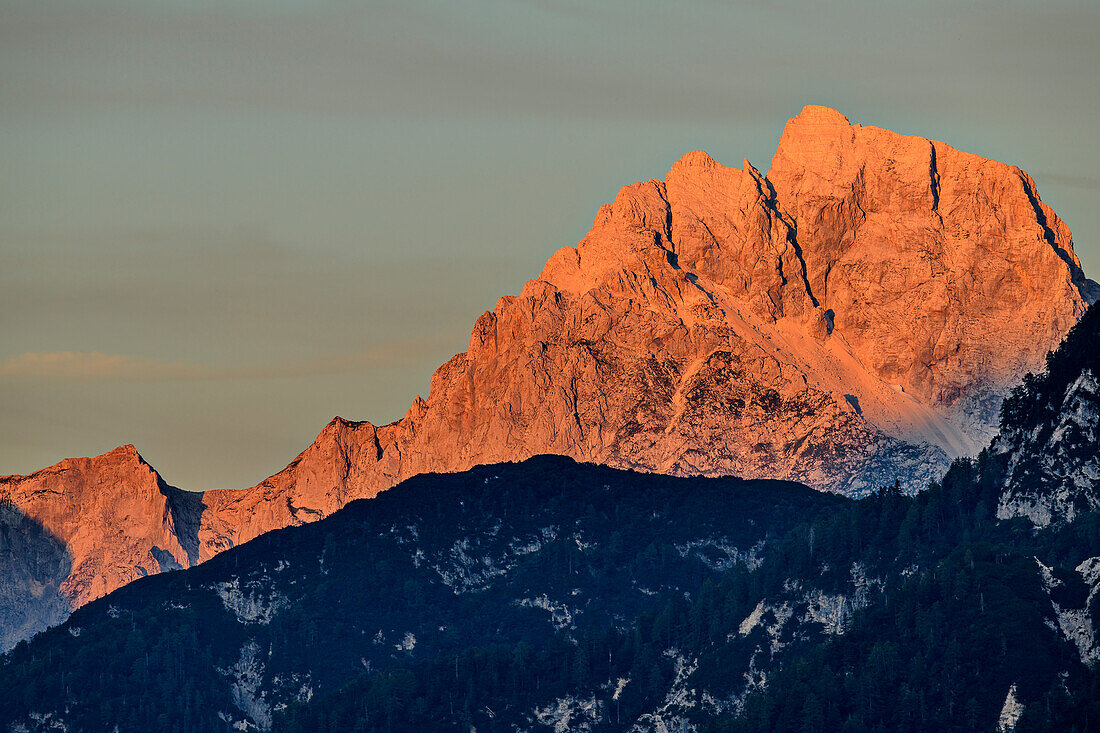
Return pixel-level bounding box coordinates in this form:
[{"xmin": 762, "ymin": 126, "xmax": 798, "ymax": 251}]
[
  {"xmin": 0, "ymin": 341, "xmax": 445, "ymax": 382},
  {"xmin": 1035, "ymin": 173, "xmax": 1100, "ymax": 192}
]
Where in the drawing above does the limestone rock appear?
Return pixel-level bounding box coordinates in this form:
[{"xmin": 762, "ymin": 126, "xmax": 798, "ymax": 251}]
[
  {"xmin": 769, "ymin": 105, "xmax": 1096, "ymax": 428},
  {"xmin": 2, "ymin": 106, "xmax": 1095, "ymax": 648},
  {"xmin": 0, "ymin": 445, "xmax": 200, "ymax": 646}
]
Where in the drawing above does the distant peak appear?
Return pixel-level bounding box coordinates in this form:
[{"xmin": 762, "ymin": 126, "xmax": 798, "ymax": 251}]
[
  {"xmin": 106, "ymin": 444, "xmax": 142, "ymax": 461},
  {"xmin": 321, "ymin": 416, "xmax": 369, "ymax": 436},
  {"xmin": 673, "ymin": 150, "xmax": 718, "ymax": 170},
  {"xmin": 791, "ymin": 105, "xmax": 851, "ymax": 126},
  {"xmin": 65, "ymin": 443, "xmax": 161, "ymax": 479},
  {"xmin": 1, "ymin": 444, "xmax": 150, "ymax": 483}
]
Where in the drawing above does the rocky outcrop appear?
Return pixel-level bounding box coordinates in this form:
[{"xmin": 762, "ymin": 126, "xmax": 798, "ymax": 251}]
[
  {"xmin": 0, "ymin": 445, "xmax": 201, "ymax": 647},
  {"xmin": 0, "ymin": 503, "xmax": 71, "ymax": 651},
  {"xmin": 996, "ymin": 303, "xmax": 1100, "ymax": 527},
  {"xmin": 997, "ymin": 369, "xmax": 1100, "ymax": 527},
  {"xmin": 1, "ymin": 106, "xmax": 1095, "ymax": 648},
  {"xmin": 769, "ymin": 106, "xmax": 1096, "ymax": 442}
]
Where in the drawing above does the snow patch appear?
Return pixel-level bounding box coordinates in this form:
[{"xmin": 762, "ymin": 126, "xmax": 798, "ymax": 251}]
[
  {"xmin": 675, "ymin": 538, "xmax": 764, "ymax": 571},
  {"xmin": 218, "ymin": 639, "xmax": 271, "ymax": 731},
  {"xmin": 395, "ymin": 632, "xmax": 416, "ymax": 651},
  {"xmin": 997, "ymin": 370, "xmax": 1100, "ymax": 527},
  {"xmin": 11, "ymin": 712, "xmax": 69, "ymax": 732},
  {"xmin": 738, "ymin": 601, "xmax": 766, "ymax": 637},
  {"xmin": 533, "ymin": 695, "xmax": 601, "ymax": 732},
  {"xmin": 517, "ymin": 595, "xmax": 575, "ymax": 631},
  {"xmin": 214, "ymin": 578, "xmax": 288, "ymax": 625},
  {"xmin": 997, "ymin": 683, "xmax": 1023, "ymax": 732},
  {"xmin": 802, "ymin": 562, "xmax": 880, "ymax": 635},
  {"xmin": 1037, "ymin": 558, "xmax": 1099, "ymax": 667},
  {"xmin": 734, "ymin": 600, "xmax": 793, "ymax": 654},
  {"xmin": 427, "ymin": 528, "xmax": 557, "ymax": 593},
  {"xmin": 270, "ymin": 673, "xmax": 313, "ymax": 713},
  {"xmin": 629, "ymin": 650, "xmax": 699, "ymax": 733}
]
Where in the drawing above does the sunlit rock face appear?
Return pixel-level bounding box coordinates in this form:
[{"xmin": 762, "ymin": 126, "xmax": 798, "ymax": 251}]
[
  {"xmin": 346, "ymin": 104, "xmax": 1094, "ymax": 496},
  {"xmin": 1, "ymin": 106, "xmax": 1095, "ymax": 647},
  {"xmin": 768, "ymin": 106, "xmax": 1096, "ymax": 440},
  {"xmin": 0, "ymin": 445, "xmax": 201, "ymax": 648}
]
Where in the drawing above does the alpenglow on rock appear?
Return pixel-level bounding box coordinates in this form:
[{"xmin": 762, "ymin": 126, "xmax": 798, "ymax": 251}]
[{"xmin": 1, "ymin": 106, "xmax": 1095, "ymax": 649}]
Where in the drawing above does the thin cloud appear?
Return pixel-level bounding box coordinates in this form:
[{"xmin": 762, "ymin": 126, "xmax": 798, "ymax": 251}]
[
  {"xmin": 0, "ymin": 352, "xmax": 204, "ymax": 380},
  {"xmin": 1034, "ymin": 173, "xmax": 1100, "ymax": 192},
  {"xmin": 0, "ymin": 340, "xmax": 445, "ymax": 382}
]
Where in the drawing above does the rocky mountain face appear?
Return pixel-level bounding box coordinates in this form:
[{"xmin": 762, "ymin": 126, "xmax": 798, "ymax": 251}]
[
  {"xmin": 0, "ymin": 504, "xmax": 70, "ymax": 653},
  {"xmin": 0, "ymin": 447, "xmax": 202, "ymax": 651},
  {"xmin": 1, "ymin": 106, "xmax": 1095, "ymax": 650},
  {"xmin": 1, "ymin": 302, "xmax": 1098, "ymax": 732},
  {"xmin": 995, "ymin": 303, "xmax": 1100, "ymax": 527}
]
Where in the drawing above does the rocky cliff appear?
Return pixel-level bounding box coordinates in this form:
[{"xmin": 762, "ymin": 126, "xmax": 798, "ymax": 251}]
[
  {"xmin": 995, "ymin": 302, "xmax": 1100, "ymax": 527},
  {"xmin": 1, "ymin": 106, "xmax": 1095, "ymax": 649},
  {"xmin": 0, "ymin": 446, "xmax": 202, "ymax": 648}
]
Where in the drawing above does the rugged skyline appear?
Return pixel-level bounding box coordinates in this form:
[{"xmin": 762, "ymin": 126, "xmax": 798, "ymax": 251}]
[
  {"xmin": 3, "ymin": 0, "xmax": 1099, "ymax": 489},
  {"xmin": 3, "ymin": 106, "xmax": 1095, "ymax": 654}
]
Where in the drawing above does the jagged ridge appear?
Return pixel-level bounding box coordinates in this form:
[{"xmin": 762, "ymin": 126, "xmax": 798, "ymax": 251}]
[{"xmin": 1, "ymin": 106, "xmax": 1095, "ymax": 651}]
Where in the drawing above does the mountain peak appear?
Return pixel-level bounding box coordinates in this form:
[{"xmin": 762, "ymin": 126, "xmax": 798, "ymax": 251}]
[
  {"xmin": 791, "ymin": 104, "xmax": 852, "ymax": 126},
  {"xmin": 3, "ymin": 108, "xmax": 1096, "ymax": 649},
  {"xmin": 104, "ymin": 443, "xmax": 143, "ymax": 463},
  {"xmin": 670, "ymin": 149, "xmax": 719, "ymax": 171}
]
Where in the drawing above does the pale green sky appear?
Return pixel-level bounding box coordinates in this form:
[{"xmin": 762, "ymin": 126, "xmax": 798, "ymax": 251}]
[{"xmin": 2, "ymin": 0, "xmax": 1098, "ymax": 489}]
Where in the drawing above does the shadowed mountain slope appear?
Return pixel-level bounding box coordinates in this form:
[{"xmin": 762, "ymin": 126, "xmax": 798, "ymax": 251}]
[{"xmin": 0, "ymin": 458, "xmax": 846, "ymax": 731}]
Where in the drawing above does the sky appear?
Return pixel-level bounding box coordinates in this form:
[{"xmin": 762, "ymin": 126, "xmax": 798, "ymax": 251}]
[{"xmin": 2, "ymin": 0, "xmax": 1098, "ymax": 490}]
